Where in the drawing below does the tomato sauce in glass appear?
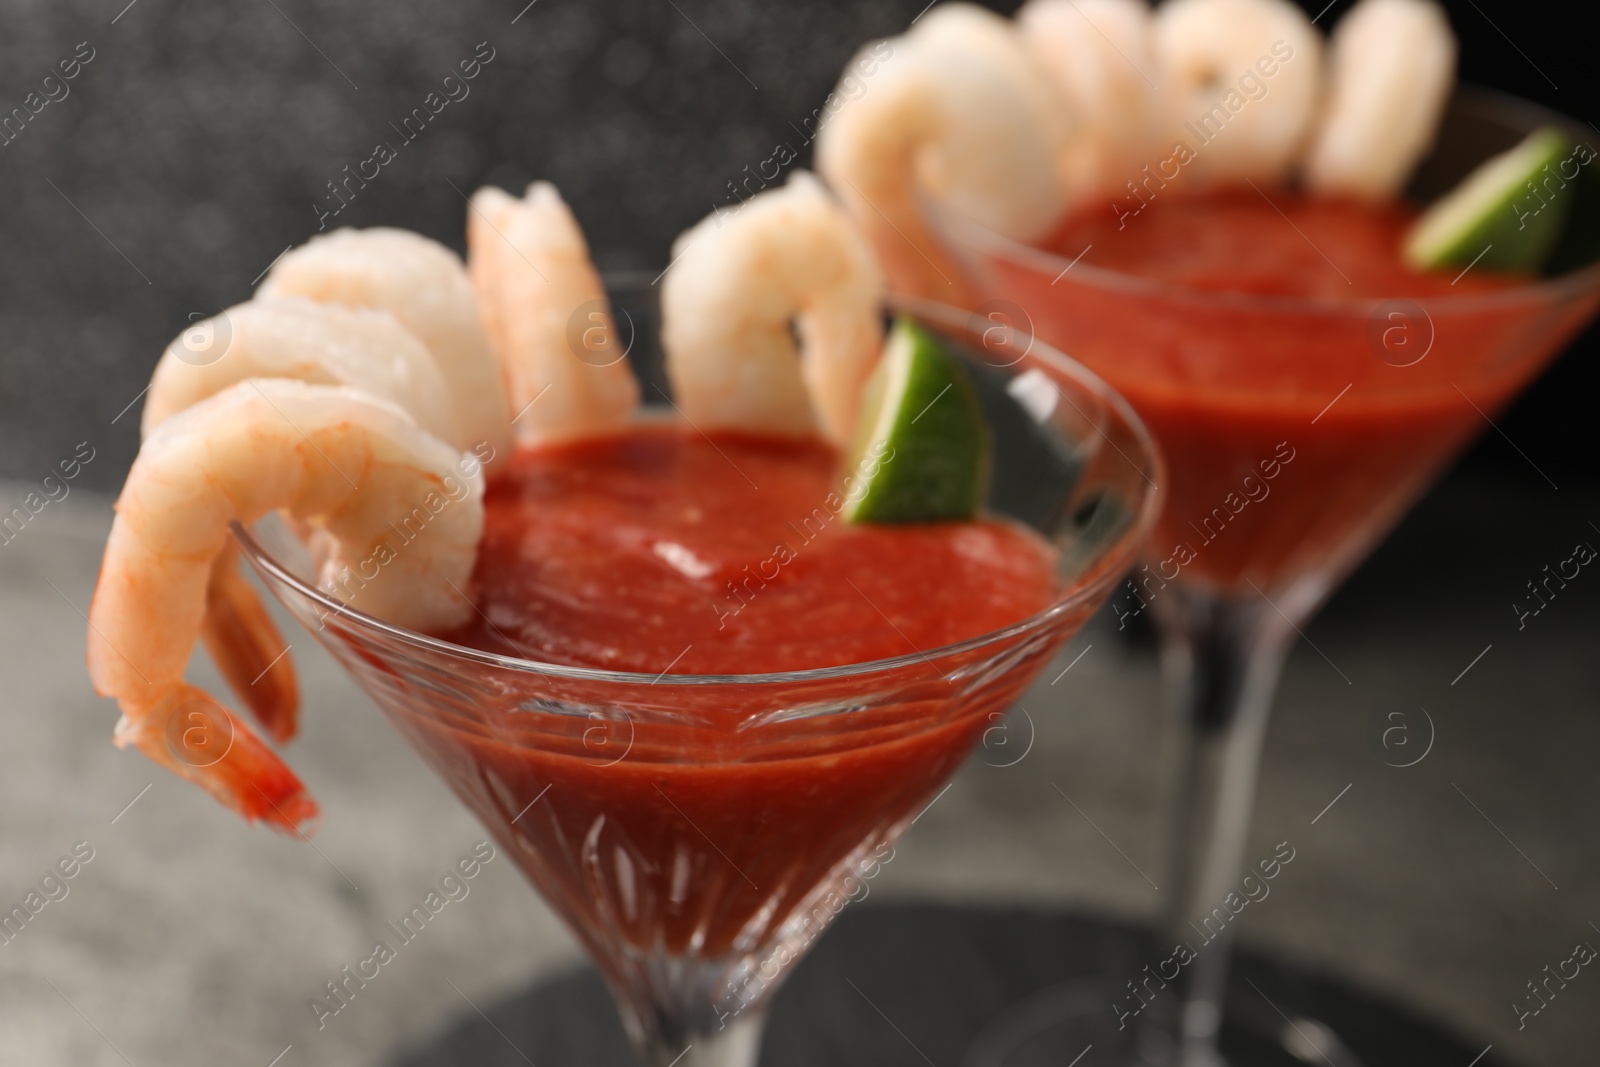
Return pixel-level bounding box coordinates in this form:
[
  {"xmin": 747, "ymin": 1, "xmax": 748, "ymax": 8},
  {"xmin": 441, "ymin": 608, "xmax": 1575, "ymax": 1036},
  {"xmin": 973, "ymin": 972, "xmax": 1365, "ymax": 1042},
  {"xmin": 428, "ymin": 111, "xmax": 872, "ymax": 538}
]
[
  {"xmin": 984, "ymin": 191, "xmax": 1586, "ymax": 596},
  {"xmin": 447, "ymin": 425, "xmax": 1057, "ymax": 674},
  {"xmin": 403, "ymin": 426, "xmax": 1062, "ymax": 967}
]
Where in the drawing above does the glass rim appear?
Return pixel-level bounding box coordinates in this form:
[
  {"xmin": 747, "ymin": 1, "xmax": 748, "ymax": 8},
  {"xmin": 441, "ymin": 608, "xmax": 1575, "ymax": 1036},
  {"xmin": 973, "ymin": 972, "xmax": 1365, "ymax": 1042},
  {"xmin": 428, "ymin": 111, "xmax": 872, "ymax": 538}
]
[
  {"xmin": 234, "ymin": 291, "xmax": 1163, "ymax": 688},
  {"xmin": 929, "ymin": 84, "xmax": 1600, "ymax": 318}
]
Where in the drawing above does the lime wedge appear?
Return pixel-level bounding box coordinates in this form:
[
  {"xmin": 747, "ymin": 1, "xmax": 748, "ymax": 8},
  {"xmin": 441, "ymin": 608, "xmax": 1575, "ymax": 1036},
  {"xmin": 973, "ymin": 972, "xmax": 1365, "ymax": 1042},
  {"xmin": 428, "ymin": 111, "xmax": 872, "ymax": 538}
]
[
  {"xmin": 1405, "ymin": 127, "xmax": 1574, "ymax": 273},
  {"xmin": 843, "ymin": 317, "xmax": 990, "ymax": 524}
]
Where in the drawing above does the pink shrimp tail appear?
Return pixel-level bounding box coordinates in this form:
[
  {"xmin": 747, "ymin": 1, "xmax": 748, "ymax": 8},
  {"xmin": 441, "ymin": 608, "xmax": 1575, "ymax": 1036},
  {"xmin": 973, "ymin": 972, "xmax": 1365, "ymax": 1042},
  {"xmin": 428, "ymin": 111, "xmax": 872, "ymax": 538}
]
[
  {"xmin": 115, "ymin": 682, "xmax": 320, "ymax": 836},
  {"xmin": 202, "ymin": 544, "xmax": 300, "ymax": 744}
]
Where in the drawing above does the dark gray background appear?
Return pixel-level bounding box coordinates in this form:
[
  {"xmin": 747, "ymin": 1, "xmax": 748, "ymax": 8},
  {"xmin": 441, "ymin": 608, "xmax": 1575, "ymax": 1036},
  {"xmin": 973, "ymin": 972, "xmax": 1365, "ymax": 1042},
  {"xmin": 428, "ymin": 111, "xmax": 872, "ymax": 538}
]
[{"xmin": 0, "ymin": 0, "xmax": 1596, "ymax": 492}]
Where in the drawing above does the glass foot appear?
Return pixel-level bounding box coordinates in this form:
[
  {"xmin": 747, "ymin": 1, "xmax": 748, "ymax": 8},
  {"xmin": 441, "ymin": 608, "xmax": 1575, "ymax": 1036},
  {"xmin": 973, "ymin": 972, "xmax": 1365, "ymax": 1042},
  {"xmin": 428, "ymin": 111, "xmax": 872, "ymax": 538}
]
[{"xmin": 961, "ymin": 979, "xmax": 1367, "ymax": 1067}]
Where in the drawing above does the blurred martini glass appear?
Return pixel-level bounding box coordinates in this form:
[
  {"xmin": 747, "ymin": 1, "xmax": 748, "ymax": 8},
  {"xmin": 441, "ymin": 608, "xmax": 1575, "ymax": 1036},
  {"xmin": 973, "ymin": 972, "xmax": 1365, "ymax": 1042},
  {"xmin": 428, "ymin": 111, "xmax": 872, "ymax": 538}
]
[{"xmin": 910, "ymin": 89, "xmax": 1600, "ymax": 1066}]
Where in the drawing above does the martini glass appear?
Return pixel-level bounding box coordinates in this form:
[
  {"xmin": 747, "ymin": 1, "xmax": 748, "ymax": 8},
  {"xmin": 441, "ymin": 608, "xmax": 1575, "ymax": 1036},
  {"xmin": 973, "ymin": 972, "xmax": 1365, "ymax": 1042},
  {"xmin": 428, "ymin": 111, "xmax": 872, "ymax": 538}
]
[
  {"xmin": 906, "ymin": 89, "xmax": 1600, "ymax": 1066},
  {"xmin": 235, "ymin": 287, "xmax": 1162, "ymax": 1067}
]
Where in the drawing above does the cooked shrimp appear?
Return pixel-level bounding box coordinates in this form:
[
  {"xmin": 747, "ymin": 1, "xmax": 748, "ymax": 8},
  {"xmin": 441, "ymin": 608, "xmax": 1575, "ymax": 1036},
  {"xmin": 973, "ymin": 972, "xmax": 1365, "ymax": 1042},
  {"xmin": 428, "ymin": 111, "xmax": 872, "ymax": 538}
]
[
  {"xmin": 142, "ymin": 297, "xmax": 459, "ymax": 445},
  {"xmin": 661, "ymin": 173, "xmax": 884, "ymax": 445},
  {"xmin": 261, "ymin": 227, "xmax": 512, "ymax": 459},
  {"xmin": 1017, "ymin": 0, "xmax": 1163, "ymax": 198},
  {"xmin": 141, "ymin": 296, "xmax": 463, "ymax": 742},
  {"xmin": 88, "ymin": 379, "xmax": 483, "ymax": 832},
  {"xmin": 1152, "ymin": 0, "xmax": 1322, "ymax": 186},
  {"xmin": 816, "ymin": 3, "xmax": 1069, "ymax": 300},
  {"xmin": 467, "ymin": 182, "xmax": 641, "ymax": 444},
  {"xmin": 1303, "ymin": 0, "xmax": 1456, "ymax": 200},
  {"xmin": 199, "ymin": 538, "xmax": 299, "ymax": 744}
]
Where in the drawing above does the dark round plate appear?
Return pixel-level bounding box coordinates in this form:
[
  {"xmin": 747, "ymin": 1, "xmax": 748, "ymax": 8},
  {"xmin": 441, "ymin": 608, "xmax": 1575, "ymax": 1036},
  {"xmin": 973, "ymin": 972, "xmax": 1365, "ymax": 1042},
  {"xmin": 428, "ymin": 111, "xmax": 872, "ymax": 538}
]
[{"xmin": 390, "ymin": 903, "xmax": 1502, "ymax": 1067}]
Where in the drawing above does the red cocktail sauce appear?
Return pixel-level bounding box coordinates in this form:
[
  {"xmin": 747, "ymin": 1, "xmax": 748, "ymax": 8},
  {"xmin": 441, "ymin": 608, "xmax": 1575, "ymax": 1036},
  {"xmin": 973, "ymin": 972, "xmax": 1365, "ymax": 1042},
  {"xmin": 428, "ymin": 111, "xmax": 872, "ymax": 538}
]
[
  {"xmin": 993, "ymin": 192, "xmax": 1574, "ymax": 594},
  {"xmin": 448, "ymin": 426, "xmax": 1056, "ymax": 673},
  {"xmin": 403, "ymin": 427, "xmax": 1063, "ymax": 965}
]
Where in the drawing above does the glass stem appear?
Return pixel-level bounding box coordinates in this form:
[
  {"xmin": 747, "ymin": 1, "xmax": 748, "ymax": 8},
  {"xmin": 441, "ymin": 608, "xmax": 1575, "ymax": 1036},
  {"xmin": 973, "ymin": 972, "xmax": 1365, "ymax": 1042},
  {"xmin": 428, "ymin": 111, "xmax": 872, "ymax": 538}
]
[
  {"xmin": 1137, "ymin": 585, "xmax": 1297, "ymax": 1067},
  {"xmin": 633, "ymin": 1015, "xmax": 766, "ymax": 1067},
  {"xmin": 615, "ymin": 976, "xmax": 769, "ymax": 1067}
]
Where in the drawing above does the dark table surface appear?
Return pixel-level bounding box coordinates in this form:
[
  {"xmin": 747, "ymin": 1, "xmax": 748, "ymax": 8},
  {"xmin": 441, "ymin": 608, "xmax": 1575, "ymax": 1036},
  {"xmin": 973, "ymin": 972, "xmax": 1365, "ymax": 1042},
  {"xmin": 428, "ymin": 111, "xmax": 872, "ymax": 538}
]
[{"xmin": 393, "ymin": 902, "xmax": 1510, "ymax": 1067}]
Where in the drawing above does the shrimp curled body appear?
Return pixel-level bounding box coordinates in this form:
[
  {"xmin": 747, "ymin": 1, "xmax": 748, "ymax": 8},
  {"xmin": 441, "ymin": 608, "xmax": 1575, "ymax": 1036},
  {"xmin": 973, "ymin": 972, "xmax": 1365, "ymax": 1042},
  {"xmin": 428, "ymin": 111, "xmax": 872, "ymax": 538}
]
[
  {"xmin": 142, "ymin": 297, "xmax": 460, "ymax": 445},
  {"xmin": 1152, "ymin": 0, "xmax": 1323, "ymax": 187},
  {"xmin": 816, "ymin": 4, "xmax": 1069, "ymax": 301},
  {"xmin": 1303, "ymin": 0, "xmax": 1456, "ymax": 200},
  {"xmin": 467, "ymin": 182, "xmax": 641, "ymax": 444},
  {"xmin": 661, "ymin": 173, "xmax": 885, "ymax": 445},
  {"xmin": 1017, "ymin": 0, "xmax": 1163, "ymax": 201},
  {"xmin": 262, "ymin": 227, "xmax": 513, "ymax": 459},
  {"xmin": 88, "ymin": 380, "xmax": 484, "ymax": 832},
  {"xmin": 139, "ymin": 296, "xmax": 464, "ymax": 745}
]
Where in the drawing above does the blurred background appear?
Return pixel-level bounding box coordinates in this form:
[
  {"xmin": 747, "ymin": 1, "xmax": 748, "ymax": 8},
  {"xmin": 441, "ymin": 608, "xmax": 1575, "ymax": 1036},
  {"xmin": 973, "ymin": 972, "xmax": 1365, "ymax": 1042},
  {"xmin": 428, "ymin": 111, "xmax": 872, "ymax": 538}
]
[
  {"xmin": 1, "ymin": 1, "xmax": 1596, "ymax": 1065},
  {"xmin": 2, "ymin": 0, "xmax": 1598, "ymax": 487}
]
